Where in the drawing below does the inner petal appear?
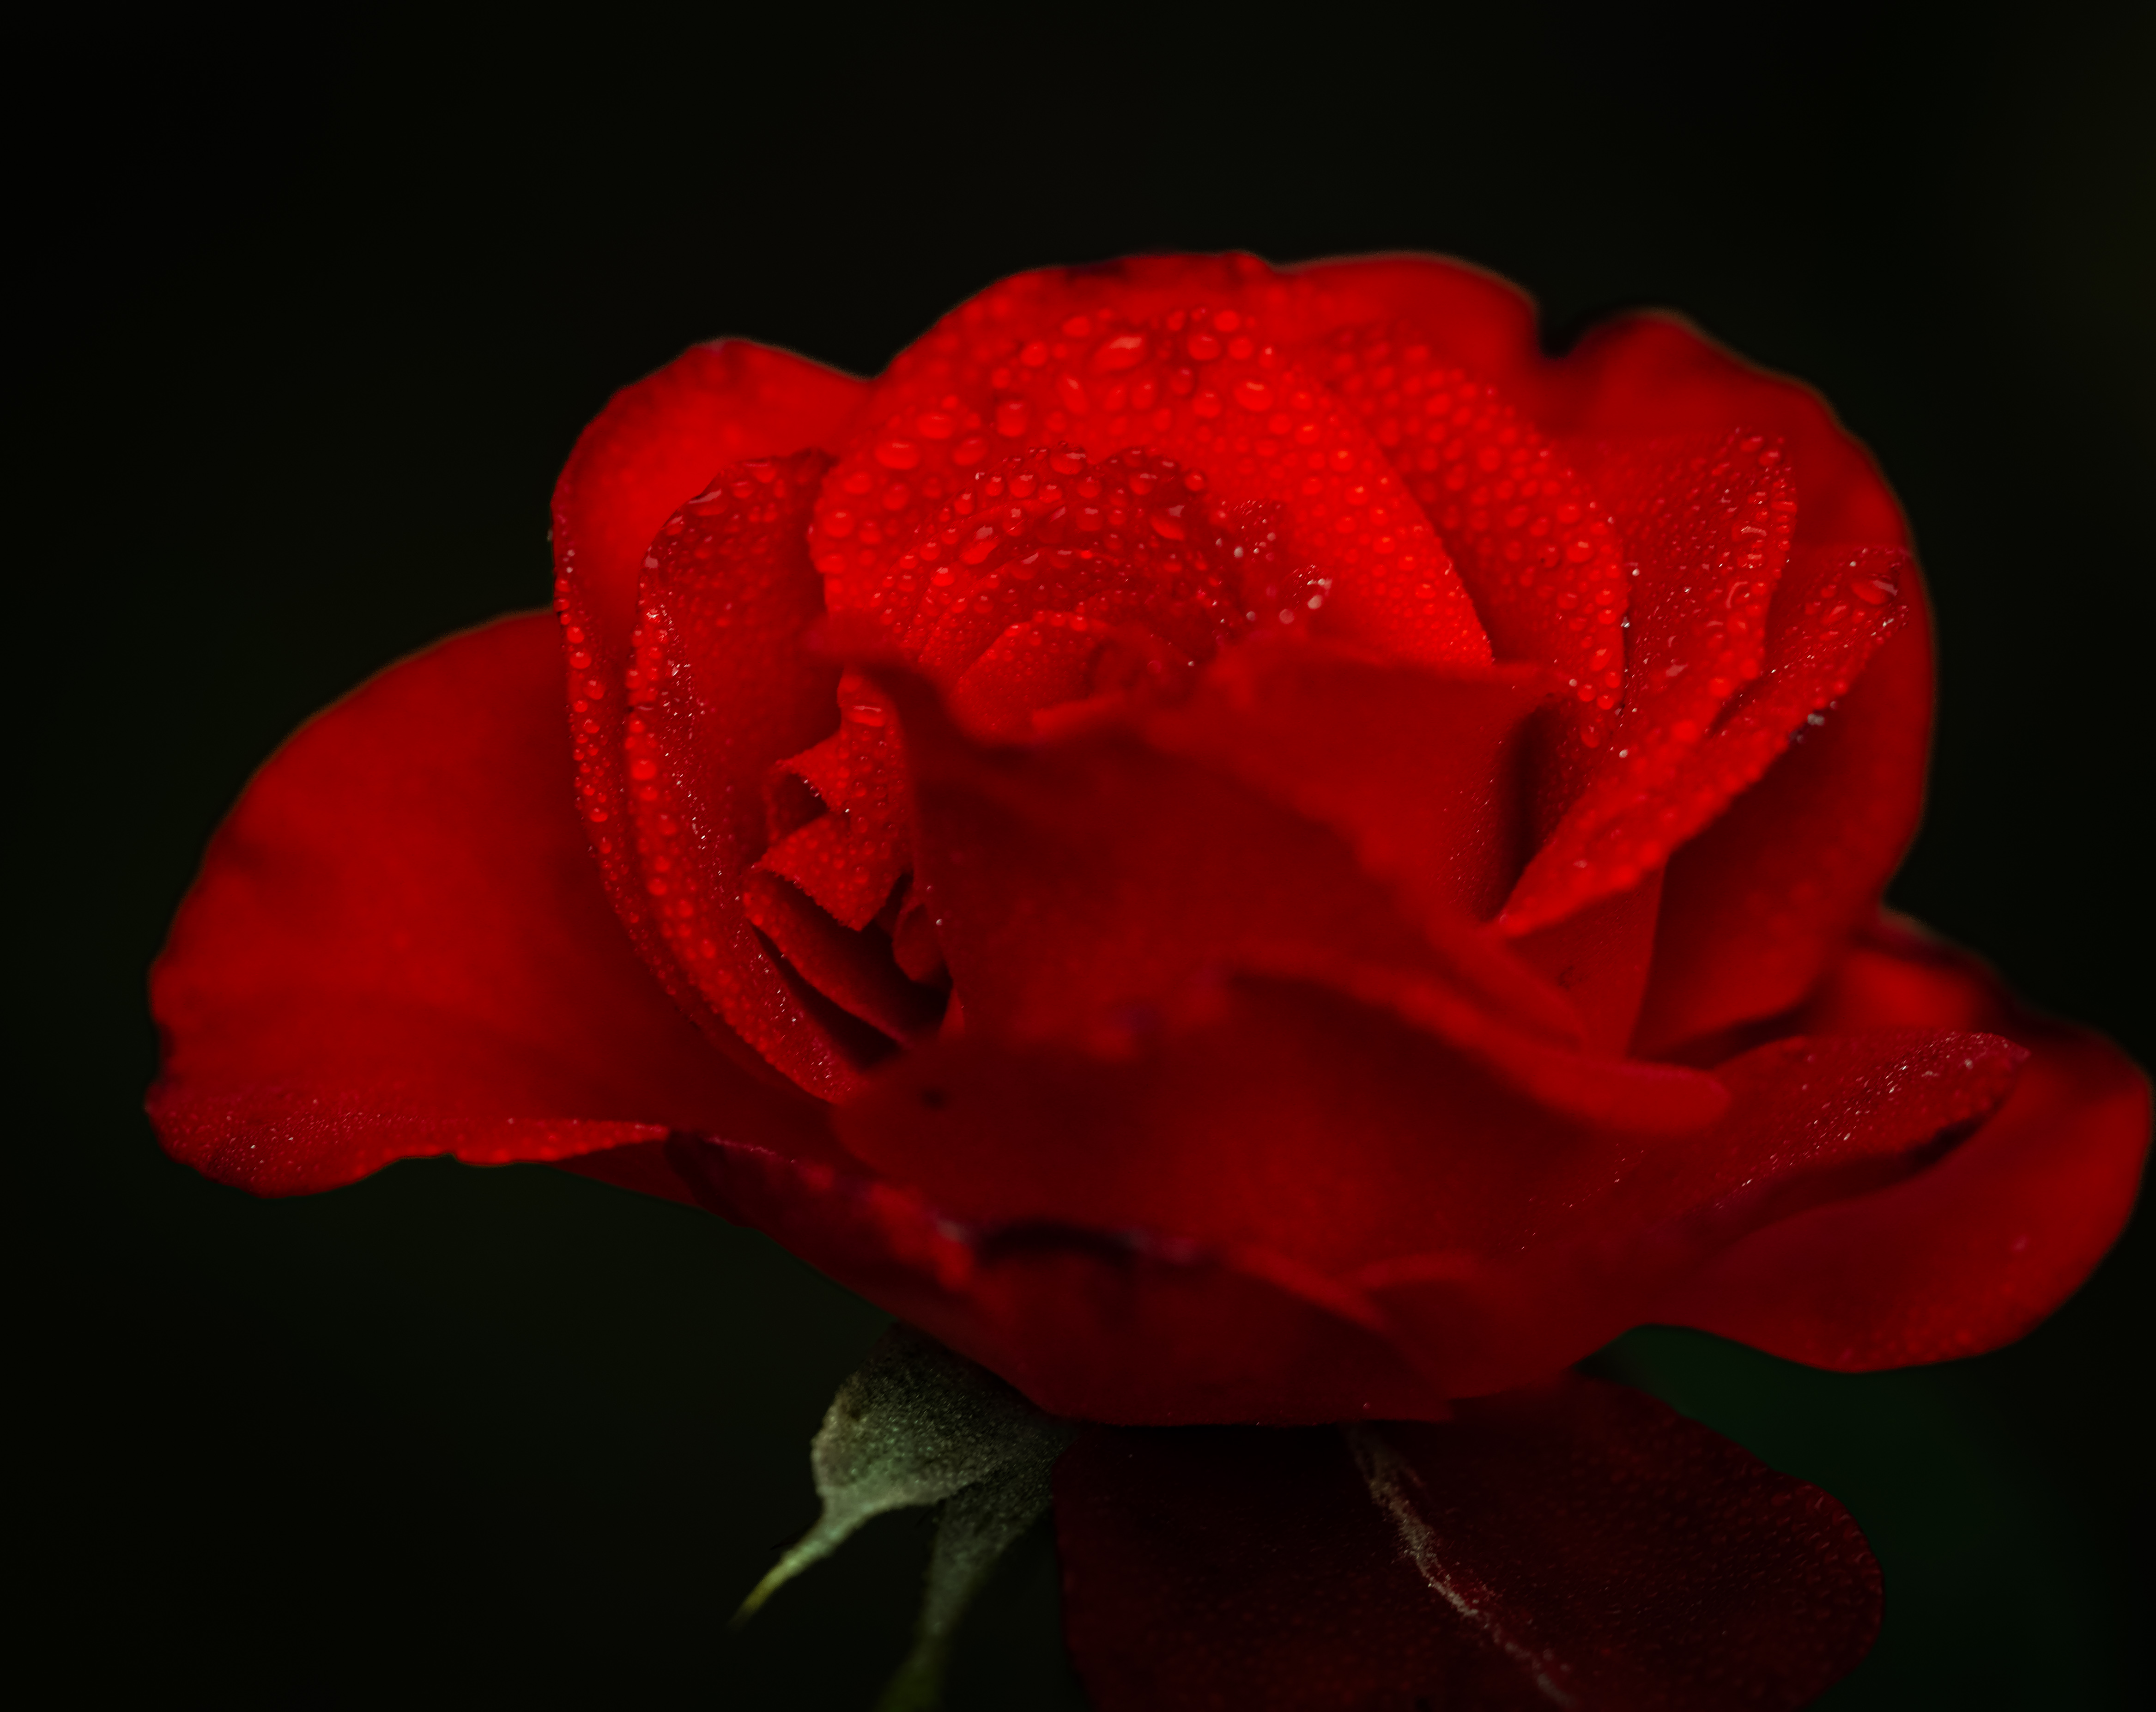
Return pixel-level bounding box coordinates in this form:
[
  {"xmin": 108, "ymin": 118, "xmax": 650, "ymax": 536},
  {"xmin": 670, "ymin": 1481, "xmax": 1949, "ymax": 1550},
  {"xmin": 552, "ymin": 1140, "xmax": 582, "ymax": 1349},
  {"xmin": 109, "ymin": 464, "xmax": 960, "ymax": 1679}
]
[{"xmin": 816, "ymin": 297, "xmax": 1492, "ymax": 671}]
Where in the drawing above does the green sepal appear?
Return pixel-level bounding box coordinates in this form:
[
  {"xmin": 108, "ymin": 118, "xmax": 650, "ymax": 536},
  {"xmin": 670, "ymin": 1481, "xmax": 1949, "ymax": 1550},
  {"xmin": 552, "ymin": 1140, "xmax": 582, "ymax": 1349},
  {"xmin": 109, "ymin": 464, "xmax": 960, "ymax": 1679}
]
[{"xmin": 735, "ymin": 1323, "xmax": 1075, "ymax": 1707}]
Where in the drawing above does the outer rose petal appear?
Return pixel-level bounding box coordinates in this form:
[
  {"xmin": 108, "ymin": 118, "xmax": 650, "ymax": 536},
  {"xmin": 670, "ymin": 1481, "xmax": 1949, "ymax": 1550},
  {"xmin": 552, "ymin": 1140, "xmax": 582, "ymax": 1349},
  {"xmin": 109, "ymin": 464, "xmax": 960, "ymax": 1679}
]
[
  {"xmin": 1635, "ymin": 593, "xmax": 1935, "ymax": 1053},
  {"xmin": 553, "ymin": 340, "xmax": 866, "ymax": 665},
  {"xmin": 1057, "ymin": 1376, "xmax": 1881, "ymax": 1712},
  {"xmin": 551, "ymin": 340, "xmax": 865, "ymax": 1055},
  {"xmin": 1522, "ymin": 311, "xmax": 1909, "ymax": 550},
  {"xmin": 663, "ymin": 1129, "xmax": 1453, "ymax": 1425},
  {"xmin": 1658, "ymin": 917, "xmax": 2151, "ymax": 1366},
  {"xmin": 835, "ymin": 980, "xmax": 1733, "ymax": 1282},
  {"xmin": 839, "ymin": 979, "xmax": 2017, "ymax": 1398},
  {"xmin": 148, "ymin": 615, "xmax": 825, "ymax": 1196}
]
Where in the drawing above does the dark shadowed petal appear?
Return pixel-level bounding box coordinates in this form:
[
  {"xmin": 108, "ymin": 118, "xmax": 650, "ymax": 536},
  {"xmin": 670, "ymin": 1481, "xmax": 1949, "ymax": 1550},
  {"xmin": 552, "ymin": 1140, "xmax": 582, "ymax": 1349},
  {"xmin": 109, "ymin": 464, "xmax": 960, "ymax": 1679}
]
[
  {"xmin": 1056, "ymin": 1372, "xmax": 1881, "ymax": 1712},
  {"xmin": 873, "ymin": 667, "xmax": 1586, "ymax": 1064},
  {"xmin": 837, "ymin": 975, "xmax": 2017, "ymax": 1399},
  {"xmin": 664, "ymin": 1129, "xmax": 1453, "ymax": 1425},
  {"xmin": 1138, "ymin": 636, "xmax": 1550, "ymax": 926},
  {"xmin": 147, "ymin": 615, "xmax": 827, "ymax": 1195}
]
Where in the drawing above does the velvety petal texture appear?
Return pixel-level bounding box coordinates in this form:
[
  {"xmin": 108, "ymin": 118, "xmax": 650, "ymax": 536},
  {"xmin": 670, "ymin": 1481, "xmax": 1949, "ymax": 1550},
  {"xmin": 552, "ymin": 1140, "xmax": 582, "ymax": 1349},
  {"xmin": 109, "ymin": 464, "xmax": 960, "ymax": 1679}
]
[
  {"xmin": 149, "ymin": 615, "xmax": 826, "ymax": 1195},
  {"xmin": 1057, "ymin": 1375, "xmax": 1881, "ymax": 1711}
]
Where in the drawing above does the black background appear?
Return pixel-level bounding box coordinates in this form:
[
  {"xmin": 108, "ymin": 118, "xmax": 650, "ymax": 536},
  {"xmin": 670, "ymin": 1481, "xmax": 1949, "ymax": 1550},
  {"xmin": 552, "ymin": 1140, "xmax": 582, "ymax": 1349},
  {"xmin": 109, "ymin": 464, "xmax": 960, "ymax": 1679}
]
[{"xmin": 11, "ymin": 5, "xmax": 2150, "ymax": 1706}]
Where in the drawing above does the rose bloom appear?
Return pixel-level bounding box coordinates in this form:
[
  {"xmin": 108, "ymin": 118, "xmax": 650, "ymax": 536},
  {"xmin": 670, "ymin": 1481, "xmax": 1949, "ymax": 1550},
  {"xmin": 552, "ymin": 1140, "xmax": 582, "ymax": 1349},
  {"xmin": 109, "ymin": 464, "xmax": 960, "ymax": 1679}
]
[{"xmin": 150, "ymin": 254, "xmax": 2147, "ymax": 1706}]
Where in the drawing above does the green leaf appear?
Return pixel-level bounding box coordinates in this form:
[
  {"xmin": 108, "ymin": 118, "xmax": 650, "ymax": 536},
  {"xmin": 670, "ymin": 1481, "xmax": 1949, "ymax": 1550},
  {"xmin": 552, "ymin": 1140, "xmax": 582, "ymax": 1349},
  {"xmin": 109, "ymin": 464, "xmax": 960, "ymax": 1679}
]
[{"xmin": 735, "ymin": 1323, "xmax": 1075, "ymax": 1708}]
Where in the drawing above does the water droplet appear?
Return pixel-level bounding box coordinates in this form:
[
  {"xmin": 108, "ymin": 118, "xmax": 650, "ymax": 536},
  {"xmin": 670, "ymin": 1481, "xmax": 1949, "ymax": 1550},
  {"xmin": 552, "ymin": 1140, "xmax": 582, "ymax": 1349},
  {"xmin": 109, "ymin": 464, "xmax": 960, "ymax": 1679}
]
[{"xmin": 1091, "ymin": 334, "xmax": 1148, "ymax": 372}]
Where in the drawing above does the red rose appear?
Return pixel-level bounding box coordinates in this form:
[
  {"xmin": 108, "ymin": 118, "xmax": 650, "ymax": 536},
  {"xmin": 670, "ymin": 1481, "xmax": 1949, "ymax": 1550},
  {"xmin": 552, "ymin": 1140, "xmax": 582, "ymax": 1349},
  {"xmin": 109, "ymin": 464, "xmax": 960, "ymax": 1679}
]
[{"xmin": 148, "ymin": 253, "xmax": 2148, "ymax": 1702}]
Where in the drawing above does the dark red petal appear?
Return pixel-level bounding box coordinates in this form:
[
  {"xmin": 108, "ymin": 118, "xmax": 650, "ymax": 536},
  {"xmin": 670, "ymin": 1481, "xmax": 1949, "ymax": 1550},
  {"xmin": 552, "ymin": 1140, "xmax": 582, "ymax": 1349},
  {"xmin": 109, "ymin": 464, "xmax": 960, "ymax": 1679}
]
[
  {"xmin": 1521, "ymin": 312, "xmax": 1909, "ymax": 551},
  {"xmin": 1658, "ymin": 917, "xmax": 2152, "ymax": 1366},
  {"xmin": 1635, "ymin": 570, "xmax": 1935, "ymax": 1053},
  {"xmin": 756, "ymin": 706, "xmax": 912, "ymax": 929},
  {"xmin": 1362, "ymin": 1024, "xmax": 2019, "ymax": 1393},
  {"xmin": 1138, "ymin": 636, "xmax": 1550, "ymax": 926},
  {"xmin": 739, "ymin": 868, "xmax": 942, "ymax": 1044},
  {"xmin": 838, "ymin": 980, "xmax": 1714, "ymax": 1277},
  {"xmin": 147, "ymin": 615, "xmax": 826, "ymax": 1195},
  {"xmin": 1503, "ymin": 432, "xmax": 1797, "ymax": 933},
  {"xmin": 624, "ymin": 451, "xmax": 894, "ymax": 1095},
  {"xmin": 664, "ymin": 1129, "xmax": 1452, "ymax": 1425},
  {"xmin": 551, "ymin": 342, "xmax": 866, "ymax": 1054},
  {"xmin": 1508, "ymin": 873, "xmax": 1664, "ymax": 1056},
  {"xmin": 840, "ymin": 973, "xmax": 2013, "ymax": 1396},
  {"xmin": 871, "ymin": 666, "xmax": 1587, "ymax": 1063},
  {"xmin": 1056, "ymin": 1374, "xmax": 1880, "ymax": 1712}
]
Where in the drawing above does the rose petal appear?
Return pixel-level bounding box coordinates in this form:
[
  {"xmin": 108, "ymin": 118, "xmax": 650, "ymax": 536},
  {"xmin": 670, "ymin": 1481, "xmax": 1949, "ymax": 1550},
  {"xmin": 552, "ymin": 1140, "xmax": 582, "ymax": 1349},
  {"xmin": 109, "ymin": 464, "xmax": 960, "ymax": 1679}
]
[
  {"xmin": 836, "ymin": 979, "xmax": 1719, "ymax": 1279},
  {"xmin": 739, "ymin": 868, "xmax": 943, "ymax": 1044},
  {"xmin": 1313, "ymin": 321, "xmax": 1631, "ymax": 772},
  {"xmin": 1278, "ymin": 253, "xmax": 1544, "ymax": 388},
  {"xmin": 551, "ymin": 341, "xmax": 865, "ymax": 1050},
  {"xmin": 756, "ymin": 699, "xmax": 914, "ymax": 931},
  {"xmin": 815, "ymin": 260, "xmax": 1493, "ymax": 670},
  {"xmin": 1139, "ymin": 635, "xmax": 1550, "ymax": 926},
  {"xmin": 811, "ymin": 256, "xmax": 1274, "ymax": 603},
  {"xmin": 1634, "ymin": 570, "xmax": 1934, "ymax": 1053},
  {"xmin": 1056, "ymin": 1374, "xmax": 1880, "ymax": 1712},
  {"xmin": 1279, "ymin": 259, "xmax": 1907, "ymax": 555},
  {"xmin": 624, "ymin": 450, "xmax": 884, "ymax": 1094},
  {"xmin": 1508, "ymin": 873, "xmax": 1664, "ymax": 1055},
  {"xmin": 664, "ymin": 1128, "xmax": 1451, "ymax": 1425},
  {"xmin": 839, "ymin": 973, "xmax": 2015, "ymax": 1396},
  {"xmin": 1361, "ymin": 1025, "xmax": 2021, "ymax": 1395},
  {"xmin": 1503, "ymin": 431, "xmax": 1798, "ymax": 934},
  {"xmin": 554, "ymin": 339, "xmax": 866, "ymax": 665},
  {"xmin": 1521, "ymin": 311, "xmax": 1910, "ymax": 550},
  {"xmin": 146, "ymin": 615, "xmax": 824, "ymax": 1195},
  {"xmin": 1658, "ymin": 916, "xmax": 2152, "ymax": 1366},
  {"xmin": 870, "ymin": 666, "xmax": 1586, "ymax": 1060}
]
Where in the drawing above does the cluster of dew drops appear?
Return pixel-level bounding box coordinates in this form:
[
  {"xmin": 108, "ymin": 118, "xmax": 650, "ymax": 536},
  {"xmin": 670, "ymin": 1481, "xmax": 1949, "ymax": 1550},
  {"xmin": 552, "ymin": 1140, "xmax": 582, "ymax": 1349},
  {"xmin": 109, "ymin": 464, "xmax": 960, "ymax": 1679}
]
[{"xmin": 850, "ymin": 439, "xmax": 1336, "ymax": 702}]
